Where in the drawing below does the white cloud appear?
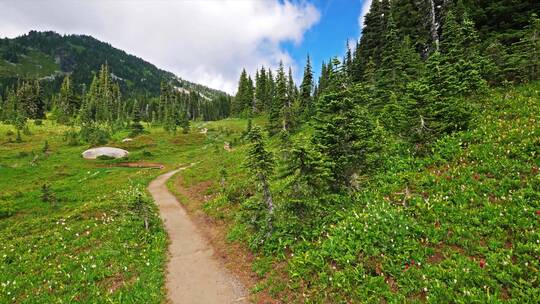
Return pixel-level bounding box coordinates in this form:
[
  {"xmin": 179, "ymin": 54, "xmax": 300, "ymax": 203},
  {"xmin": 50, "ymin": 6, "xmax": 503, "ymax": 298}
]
[
  {"xmin": 0, "ymin": 0, "xmax": 320, "ymax": 94},
  {"xmin": 358, "ymin": 0, "xmax": 373, "ymax": 30}
]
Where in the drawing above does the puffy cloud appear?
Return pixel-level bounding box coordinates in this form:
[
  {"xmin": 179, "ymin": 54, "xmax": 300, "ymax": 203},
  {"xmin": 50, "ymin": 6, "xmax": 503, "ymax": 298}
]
[
  {"xmin": 358, "ymin": 0, "xmax": 373, "ymax": 30},
  {"xmin": 0, "ymin": 0, "xmax": 320, "ymax": 94}
]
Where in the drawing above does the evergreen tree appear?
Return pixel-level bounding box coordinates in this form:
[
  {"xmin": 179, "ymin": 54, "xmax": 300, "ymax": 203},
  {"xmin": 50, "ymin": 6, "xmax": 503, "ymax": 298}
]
[
  {"xmin": 179, "ymin": 110, "xmax": 190, "ymax": 134},
  {"xmin": 245, "ymin": 127, "xmax": 275, "ymax": 214},
  {"xmin": 437, "ymin": 10, "xmax": 486, "ymax": 96},
  {"xmin": 129, "ymin": 100, "xmax": 145, "ymax": 137},
  {"xmin": 255, "ymin": 67, "xmax": 267, "ymax": 112},
  {"xmin": 266, "ymin": 69, "xmax": 275, "ymax": 112},
  {"xmin": 1, "ymin": 88, "xmax": 17, "ymax": 124},
  {"xmin": 232, "ymin": 69, "xmax": 253, "ymax": 115},
  {"xmin": 317, "ymin": 61, "xmax": 330, "ymax": 97},
  {"xmin": 313, "ymin": 60, "xmax": 381, "ymax": 189},
  {"xmin": 269, "ymin": 62, "xmax": 287, "ymax": 133},
  {"xmin": 344, "ymin": 41, "xmax": 353, "ymax": 77},
  {"xmin": 511, "ymin": 13, "xmax": 540, "ymax": 82},
  {"xmin": 53, "ymin": 75, "xmax": 77, "ymax": 124},
  {"xmin": 287, "ymin": 67, "xmax": 297, "ymax": 104},
  {"xmin": 299, "ymin": 55, "xmax": 314, "ymax": 117},
  {"xmin": 247, "ymin": 75, "xmax": 255, "ymax": 113},
  {"xmin": 353, "ymin": 0, "xmax": 384, "ymax": 80},
  {"xmin": 281, "ymin": 136, "xmax": 332, "ymax": 197},
  {"xmin": 379, "ymin": 13, "xmax": 400, "ymax": 91}
]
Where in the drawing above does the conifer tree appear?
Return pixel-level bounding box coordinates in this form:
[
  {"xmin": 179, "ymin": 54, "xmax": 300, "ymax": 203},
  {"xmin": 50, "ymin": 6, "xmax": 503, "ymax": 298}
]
[
  {"xmin": 245, "ymin": 127, "xmax": 275, "ymax": 214},
  {"xmin": 379, "ymin": 13, "xmax": 400, "ymax": 91},
  {"xmin": 247, "ymin": 75, "xmax": 255, "ymax": 113},
  {"xmin": 313, "ymin": 60, "xmax": 381, "ymax": 189},
  {"xmin": 16, "ymin": 80, "xmax": 45, "ymax": 119},
  {"xmin": 266, "ymin": 69, "xmax": 275, "ymax": 112},
  {"xmin": 317, "ymin": 61, "xmax": 330, "ymax": 97},
  {"xmin": 344, "ymin": 41, "xmax": 353, "ymax": 77},
  {"xmin": 281, "ymin": 136, "xmax": 332, "ymax": 197},
  {"xmin": 1, "ymin": 89, "xmax": 17, "ymax": 124},
  {"xmin": 353, "ymin": 0, "xmax": 383, "ymax": 80},
  {"xmin": 255, "ymin": 67, "xmax": 267, "ymax": 112},
  {"xmin": 511, "ymin": 13, "xmax": 540, "ymax": 82},
  {"xmin": 287, "ymin": 67, "xmax": 297, "ymax": 105},
  {"xmin": 437, "ymin": 10, "xmax": 486, "ymax": 96},
  {"xmin": 269, "ymin": 62, "xmax": 287, "ymax": 133},
  {"xmin": 232, "ymin": 69, "xmax": 250, "ymax": 115},
  {"xmin": 129, "ymin": 100, "xmax": 144, "ymax": 137},
  {"xmin": 179, "ymin": 110, "xmax": 190, "ymax": 134},
  {"xmin": 53, "ymin": 75, "xmax": 77, "ymax": 124},
  {"xmin": 299, "ymin": 55, "xmax": 314, "ymax": 117}
]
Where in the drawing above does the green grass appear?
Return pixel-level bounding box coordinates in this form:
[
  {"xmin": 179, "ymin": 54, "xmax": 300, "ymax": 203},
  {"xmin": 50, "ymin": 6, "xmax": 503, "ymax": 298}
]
[
  {"xmin": 282, "ymin": 83, "xmax": 540, "ymax": 302},
  {"xmin": 1, "ymin": 82, "xmax": 538, "ymax": 303},
  {"xmin": 196, "ymin": 83, "xmax": 540, "ymax": 303},
  {"xmin": 0, "ymin": 50, "xmax": 59, "ymax": 79},
  {"xmin": 0, "ymin": 121, "xmax": 230, "ymax": 303}
]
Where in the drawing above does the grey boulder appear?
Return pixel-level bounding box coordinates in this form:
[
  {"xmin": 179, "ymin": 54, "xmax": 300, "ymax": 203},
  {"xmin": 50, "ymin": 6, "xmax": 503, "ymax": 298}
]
[{"xmin": 82, "ymin": 147, "xmax": 129, "ymax": 159}]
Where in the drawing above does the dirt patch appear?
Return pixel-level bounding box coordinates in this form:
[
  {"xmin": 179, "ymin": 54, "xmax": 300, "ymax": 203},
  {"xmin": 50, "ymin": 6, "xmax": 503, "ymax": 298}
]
[
  {"xmin": 386, "ymin": 276, "xmax": 399, "ymax": 293},
  {"xmin": 427, "ymin": 250, "xmax": 445, "ymax": 264},
  {"xmin": 174, "ymin": 176, "xmax": 214, "ymax": 205},
  {"xmin": 99, "ymin": 273, "xmax": 125, "ymax": 294},
  {"xmin": 101, "ymin": 162, "xmax": 165, "ymax": 169}
]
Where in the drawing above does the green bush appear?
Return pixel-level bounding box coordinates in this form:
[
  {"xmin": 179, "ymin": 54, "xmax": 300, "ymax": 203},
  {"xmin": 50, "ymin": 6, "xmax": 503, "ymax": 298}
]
[
  {"xmin": 63, "ymin": 129, "xmax": 80, "ymax": 146},
  {"xmin": 0, "ymin": 207, "xmax": 13, "ymax": 219},
  {"xmin": 79, "ymin": 125, "xmax": 110, "ymax": 146}
]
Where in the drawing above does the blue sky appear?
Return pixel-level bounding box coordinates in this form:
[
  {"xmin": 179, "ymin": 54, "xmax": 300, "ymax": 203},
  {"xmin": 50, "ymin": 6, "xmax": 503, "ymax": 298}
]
[{"xmin": 283, "ymin": 0, "xmax": 364, "ymax": 81}]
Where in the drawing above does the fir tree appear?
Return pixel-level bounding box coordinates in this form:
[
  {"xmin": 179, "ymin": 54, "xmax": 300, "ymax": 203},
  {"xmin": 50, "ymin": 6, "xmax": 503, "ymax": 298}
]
[
  {"xmin": 269, "ymin": 62, "xmax": 287, "ymax": 133},
  {"xmin": 255, "ymin": 67, "xmax": 267, "ymax": 112},
  {"xmin": 53, "ymin": 75, "xmax": 77, "ymax": 124},
  {"xmin": 281, "ymin": 136, "xmax": 332, "ymax": 197},
  {"xmin": 129, "ymin": 100, "xmax": 145, "ymax": 137},
  {"xmin": 511, "ymin": 13, "xmax": 540, "ymax": 82},
  {"xmin": 179, "ymin": 111, "xmax": 190, "ymax": 134},
  {"xmin": 313, "ymin": 68, "xmax": 381, "ymax": 189},
  {"xmin": 299, "ymin": 55, "xmax": 314, "ymax": 117},
  {"xmin": 41, "ymin": 183, "xmax": 56, "ymax": 206},
  {"xmin": 245, "ymin": 127, "xmax": 275, "ymax": 214},
  {"xmin": 232, "ymin": 69, "xmax": 253, "ymax": 115},
  {"xmin": 438, "ymin": 10, "xmax": 487, "ymax": 96}
]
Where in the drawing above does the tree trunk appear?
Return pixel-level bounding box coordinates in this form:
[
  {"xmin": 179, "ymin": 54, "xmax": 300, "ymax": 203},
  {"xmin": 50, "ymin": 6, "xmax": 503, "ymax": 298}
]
[
  {"xmin": 260, "ymin": 176, "xmax": 274, "ymax": 214},
  {"xmin": 428, "ymin": 0, "xmax": 440, "ymax": 52}
]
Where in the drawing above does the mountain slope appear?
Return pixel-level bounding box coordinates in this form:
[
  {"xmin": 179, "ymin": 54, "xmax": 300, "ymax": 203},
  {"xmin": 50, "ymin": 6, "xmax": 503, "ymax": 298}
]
[{"xmin": 0, "ymin": 31, "xmax": 225, "ymax": 98}]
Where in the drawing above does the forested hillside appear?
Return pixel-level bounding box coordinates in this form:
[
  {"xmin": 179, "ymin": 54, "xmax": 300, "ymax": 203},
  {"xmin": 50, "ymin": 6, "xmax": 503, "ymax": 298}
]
[
  {"xmin": 0, "ymin": 31, "xmax": 233, "ymax": 145},
  {"xmin": 0, "ymin": 31, "xmax": 224, "ymax": 98},
  {"xmin": 212, "ymin": 0, "xmax": 539, "ymax": 302}
]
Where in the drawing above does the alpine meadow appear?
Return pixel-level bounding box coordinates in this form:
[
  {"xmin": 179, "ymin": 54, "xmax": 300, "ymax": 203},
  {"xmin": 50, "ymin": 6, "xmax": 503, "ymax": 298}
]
[{"xmin": 0, "ymin": 1, "xmax": 539, "ymax": 303}]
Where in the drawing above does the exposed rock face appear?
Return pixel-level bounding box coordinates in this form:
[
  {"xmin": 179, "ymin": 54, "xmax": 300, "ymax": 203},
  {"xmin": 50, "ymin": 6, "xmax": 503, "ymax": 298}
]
[{"xmin": 82, "ymin": 147, "xmax": 129, "ymax": 159}]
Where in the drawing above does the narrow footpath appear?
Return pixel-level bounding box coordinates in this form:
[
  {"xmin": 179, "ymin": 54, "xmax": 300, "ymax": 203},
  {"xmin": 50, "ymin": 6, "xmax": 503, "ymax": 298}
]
[{"xmin": 148, "ymin": 168, "xmax": 247, "ymax": 304}]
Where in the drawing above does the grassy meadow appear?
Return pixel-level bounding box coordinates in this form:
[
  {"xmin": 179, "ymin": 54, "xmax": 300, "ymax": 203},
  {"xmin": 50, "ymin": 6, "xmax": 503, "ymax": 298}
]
[
  {"xmin": 0, "ymin": 82, "xmax": 538, "ymax": 303},
  {"xmin": 0, "ymin": 118, "xmax": 254, "ymax": 303}
]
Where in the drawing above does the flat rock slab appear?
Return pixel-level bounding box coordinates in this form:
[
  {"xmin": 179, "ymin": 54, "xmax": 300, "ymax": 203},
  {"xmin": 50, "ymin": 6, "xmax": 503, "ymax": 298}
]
[
  {"xmin": 148, "ymin": 169, "xmax": 247, "ymax": 304},
  {"xmin": 82, "ymin": 147, "xmax": 129, "ymax": 159}
]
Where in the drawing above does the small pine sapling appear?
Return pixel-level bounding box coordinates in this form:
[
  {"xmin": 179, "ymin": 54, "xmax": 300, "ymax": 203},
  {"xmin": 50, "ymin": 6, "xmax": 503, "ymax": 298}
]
[{"xmin": 41, "ymin": 184, "xmax": 56, "ymax": 207}]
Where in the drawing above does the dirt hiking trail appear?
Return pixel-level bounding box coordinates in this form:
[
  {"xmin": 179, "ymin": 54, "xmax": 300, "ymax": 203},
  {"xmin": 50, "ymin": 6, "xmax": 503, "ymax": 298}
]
[{"xmin": 148, "ymin": 168, "xmax": 247, "ymax": 304}]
